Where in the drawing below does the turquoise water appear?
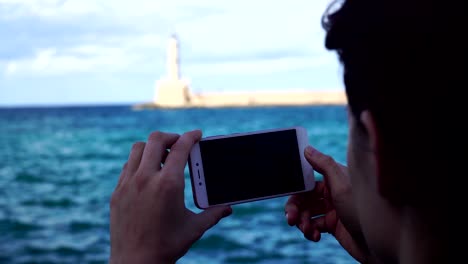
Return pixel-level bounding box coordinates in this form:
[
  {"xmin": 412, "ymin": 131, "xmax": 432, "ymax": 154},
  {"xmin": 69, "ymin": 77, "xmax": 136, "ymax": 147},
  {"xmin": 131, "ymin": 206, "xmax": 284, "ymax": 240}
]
[{"xmin": 0, "ymin": 106, "xmax": 356, "ymax": 264}]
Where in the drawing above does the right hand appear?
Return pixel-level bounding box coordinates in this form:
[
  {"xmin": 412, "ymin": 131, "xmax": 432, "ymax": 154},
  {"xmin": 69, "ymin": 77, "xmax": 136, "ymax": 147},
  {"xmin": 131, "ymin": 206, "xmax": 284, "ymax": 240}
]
[
  {"xmin": 110, "ymin": 130, "xmax": 232, "ymax": 264},
  {"xmin": 285, "ymin": 146, "xmax": 370, "ymax": 263}
]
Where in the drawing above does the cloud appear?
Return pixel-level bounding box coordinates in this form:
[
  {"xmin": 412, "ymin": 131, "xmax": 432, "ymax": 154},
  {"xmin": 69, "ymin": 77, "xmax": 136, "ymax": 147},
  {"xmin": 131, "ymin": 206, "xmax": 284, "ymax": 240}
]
[
  {"xmin": 0, "ymin": 0, "xmax": 100, "ymax": 19},
  {"xmin": 1, "ymin": 0, "xmax": 336, "ymax": 78},
  {"xmin": 4, "ymin": 47, "xmax": 122, "ymax": 75},
  {"xmin": 0, "ymin": 0, "xmax": 223, "ymax": 22},
  {"xmin": 186, "ymin": 54, "xmax": 333, "ymax": 77},
  {"xmin": 3, "ymin": 33, "xmax": 166, "ymax": 76}
]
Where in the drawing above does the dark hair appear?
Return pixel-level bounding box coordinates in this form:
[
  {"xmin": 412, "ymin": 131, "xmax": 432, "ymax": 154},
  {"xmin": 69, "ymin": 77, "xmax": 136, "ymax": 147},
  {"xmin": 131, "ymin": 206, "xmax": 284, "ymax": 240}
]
[{"xmin": 322, "ymin": 0, "xmax": 463, "ymax": 205}]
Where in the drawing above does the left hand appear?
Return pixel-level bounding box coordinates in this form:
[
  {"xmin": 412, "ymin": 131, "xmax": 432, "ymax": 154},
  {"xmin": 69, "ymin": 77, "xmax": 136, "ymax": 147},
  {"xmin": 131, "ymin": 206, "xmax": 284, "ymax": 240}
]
[
  {"xmin": 109, "ymin": 130, "xmax": 232, "ymax": 264},
  {"xmin": 285, "ymin": 146, "xmax": 369, "ymax": 263}
]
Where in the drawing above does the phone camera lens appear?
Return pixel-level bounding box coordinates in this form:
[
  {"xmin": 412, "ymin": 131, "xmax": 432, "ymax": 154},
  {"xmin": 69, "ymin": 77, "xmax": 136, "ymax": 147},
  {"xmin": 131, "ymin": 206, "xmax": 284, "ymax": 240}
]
[
  {"xmin": 196, "ymin": 163, "xmax": 199, "ymax": 166},
  {"xmin": 199, "ymin": 182, "xmax": 202, "ymax": 186}
]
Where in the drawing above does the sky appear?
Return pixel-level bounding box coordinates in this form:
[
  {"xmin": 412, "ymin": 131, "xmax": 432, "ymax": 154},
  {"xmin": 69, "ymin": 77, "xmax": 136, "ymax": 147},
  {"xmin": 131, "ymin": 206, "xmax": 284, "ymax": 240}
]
[{"xmin": 0, "ymin": 0, "xmax": 344, "ymax": 106}]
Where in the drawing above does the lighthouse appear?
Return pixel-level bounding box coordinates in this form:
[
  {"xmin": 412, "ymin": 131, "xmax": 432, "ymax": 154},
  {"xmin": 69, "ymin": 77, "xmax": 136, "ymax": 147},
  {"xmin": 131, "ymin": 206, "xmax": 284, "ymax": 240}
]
[
  {"xmin": 153, "ymin": 34, "xmax": 190, "ymax": 107},
  {"xmin": 130, "ymin": 33, "xmax": 347, "ymax": 110},
  {"xmin": 167, "ymin": 34, "xmax": 180, "ymax": 81}
]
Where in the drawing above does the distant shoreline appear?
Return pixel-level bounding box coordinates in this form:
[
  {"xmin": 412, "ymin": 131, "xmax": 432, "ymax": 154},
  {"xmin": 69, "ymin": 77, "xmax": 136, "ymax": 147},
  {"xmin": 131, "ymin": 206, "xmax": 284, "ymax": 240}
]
[
  {"xmin": 140, "ymin": 90, "xmax": 347, "ymax": 110},
  {"xmin": 0, "ymin": 103, "xmax": 135, "ymax": 109},
  {"xmin": 0, "ymin": 103, "xmax": 347, "ymax": 110},
  {"xmin": 132, "ymin": 101, "xmax": 347, "ymax": 111}
]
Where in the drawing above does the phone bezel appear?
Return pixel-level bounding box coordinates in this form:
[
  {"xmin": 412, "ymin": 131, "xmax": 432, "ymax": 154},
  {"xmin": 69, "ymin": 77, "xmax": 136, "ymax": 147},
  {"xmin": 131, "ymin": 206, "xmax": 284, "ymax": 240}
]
[{"xmin": 188, "ymin": 126, "xmax": 315, "ymax": 209}]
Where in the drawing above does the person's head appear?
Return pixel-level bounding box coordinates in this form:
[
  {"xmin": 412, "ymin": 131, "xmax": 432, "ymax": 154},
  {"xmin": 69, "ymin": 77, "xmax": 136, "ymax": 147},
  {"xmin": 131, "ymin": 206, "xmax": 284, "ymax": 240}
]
[{"xmin": 323, "ymin": 0, "xmax": 459, "ymax": 261}]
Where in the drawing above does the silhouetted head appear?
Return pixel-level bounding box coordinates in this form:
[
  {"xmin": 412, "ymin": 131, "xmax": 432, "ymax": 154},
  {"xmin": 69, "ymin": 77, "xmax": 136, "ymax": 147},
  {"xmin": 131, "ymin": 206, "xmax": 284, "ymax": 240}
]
[
  {"xmin": 323, "ymin": 0, "xmax": 462, "ymax": 204},
  {"xmin": 322, "ymin": 0, "xmax": 459, "ymax": 261}
]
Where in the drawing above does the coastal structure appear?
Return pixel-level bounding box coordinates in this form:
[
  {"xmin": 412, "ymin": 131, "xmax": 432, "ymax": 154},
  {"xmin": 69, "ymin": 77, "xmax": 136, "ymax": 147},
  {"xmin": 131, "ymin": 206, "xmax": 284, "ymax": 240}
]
[{"xmin": 133, "ymin": 35, "xmax": 346, "ymax": 110}]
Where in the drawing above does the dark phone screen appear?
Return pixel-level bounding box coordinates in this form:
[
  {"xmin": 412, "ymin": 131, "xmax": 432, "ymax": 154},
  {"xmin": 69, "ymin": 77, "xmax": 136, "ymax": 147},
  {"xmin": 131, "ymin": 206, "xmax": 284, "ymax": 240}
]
[{"xmin": 199, "ymin": 129, "xmax": 305, "ymax": 205}]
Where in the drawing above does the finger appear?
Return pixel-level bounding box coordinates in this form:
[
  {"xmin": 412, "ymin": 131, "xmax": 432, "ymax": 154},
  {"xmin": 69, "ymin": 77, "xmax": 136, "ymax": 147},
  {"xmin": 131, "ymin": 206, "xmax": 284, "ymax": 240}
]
[
  {"xmin": 194, "ymin": 206, "xmax": 232, "ymax": 235},
  {"xmin": 285, "ymin": 195, "xmax": 302, "ymax": 226},
  {"xmin": 310, "ymin": 210, "xmax": 336, "ymax": 234},
  {"xmin": 163, "ymin": 130, "xmax": 202, "ymax": 179},
  {"xmin": 297, "ymin": 216, "xmax": 326, "ymax": 242},
  {"xmin": 140, "ymin": 131, "xmax": 180, "ymax": 172},
  {"xmin": 304, "ymin": 146, "xmax": 346, "ymax": 196},
  {"xmin": 303, "ymin": 221, "xmax": 322, "ymax": 242},
  {"xmin": 285, "ymin": 196, "xmax": 325, "ymax": 224},
  {"xmin": 285, "ymin": 183, "xmax": 328, "ymax": 226},
  {"xmin": 307, "ymin": 198, "xmax": 328, "ymax": 218},
  {"xmin": 126, "ymin": 142, "xmax": 146, "ymax": 176},
  {"xmin": 115, "ymin": 162, "xmax": 128, "ymax": 190},
  {"xmin": 302, "ymin": 181, "xmax": 329, "ymax": 202},
  {"xmin": 313, "ymin": 229, "xmax": 321, "ymax": 242},
  {"xmin": 298, "ymin": 210, "xmax": 312, "ymax": 234}
]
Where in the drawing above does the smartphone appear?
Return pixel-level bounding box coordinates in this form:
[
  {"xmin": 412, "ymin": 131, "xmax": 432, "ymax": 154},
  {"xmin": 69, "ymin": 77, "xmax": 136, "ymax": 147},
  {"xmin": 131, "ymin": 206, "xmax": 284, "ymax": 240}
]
[{"xmin": 188, "ymin": 126, "xmax": 315, "ymax": 209}]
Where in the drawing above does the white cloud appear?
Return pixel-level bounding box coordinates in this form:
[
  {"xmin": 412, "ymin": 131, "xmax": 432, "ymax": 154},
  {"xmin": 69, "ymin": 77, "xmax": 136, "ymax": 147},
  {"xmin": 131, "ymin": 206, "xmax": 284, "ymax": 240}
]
[
  {"xmin": 186, "ymin": 55, "xmax": 333, "ymax": 77},
  {"xmin": 3, "ymin": 33, "xmax": 167, "ymax": 76},
  {"xmin": 1, "ymin": 0, "xmax": 336, "ymax": 77},
  {"xmin": 0, "ymin": 0, "xmax": 215, "ymax": 20},
  {"xmin": 5, "ymin": 47, "xmax": 121, "ymax": 75},
  {"xmin": 5, "ymin": 61, "xmax": 17, "ymax": 75},
  {"xmin": 0, "ymin": 0, "xmax": 98, "ymax": 19}
]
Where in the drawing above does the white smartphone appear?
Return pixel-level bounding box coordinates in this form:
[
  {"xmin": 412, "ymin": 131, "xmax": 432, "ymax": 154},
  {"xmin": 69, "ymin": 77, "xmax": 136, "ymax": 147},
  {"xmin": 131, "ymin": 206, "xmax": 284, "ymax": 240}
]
[{"xmin": 188, "ymin": 126, "xmax": 315, "ymax": 209}]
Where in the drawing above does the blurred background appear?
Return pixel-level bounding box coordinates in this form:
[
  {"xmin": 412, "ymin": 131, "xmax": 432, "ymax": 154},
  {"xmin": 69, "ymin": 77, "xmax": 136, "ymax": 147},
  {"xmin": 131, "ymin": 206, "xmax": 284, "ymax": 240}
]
[{"xmin": 0, "ymin": 0, "xmax": 355, "ymax": 263}]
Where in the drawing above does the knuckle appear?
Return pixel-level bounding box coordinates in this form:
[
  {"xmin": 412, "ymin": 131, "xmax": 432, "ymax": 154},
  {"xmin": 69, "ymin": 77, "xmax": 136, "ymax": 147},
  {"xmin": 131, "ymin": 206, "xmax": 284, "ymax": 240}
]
[
  {"xmin": 158, "ymin": 172, "xmax": 176, "ymax": 185},
  {"xmin": 159, "ymin": 172, "xmax": 182, "ymax": 190},
  {"xmin": 164, "ymin": 166, "xmax": 182, "ymax": 179},
  {"xmin": 157, "ymin": 178, "xmax": 176, "ymax": 194},
  {"xmin": 148, "ymin": 131, "xmax": 164, "ymax": 142}
]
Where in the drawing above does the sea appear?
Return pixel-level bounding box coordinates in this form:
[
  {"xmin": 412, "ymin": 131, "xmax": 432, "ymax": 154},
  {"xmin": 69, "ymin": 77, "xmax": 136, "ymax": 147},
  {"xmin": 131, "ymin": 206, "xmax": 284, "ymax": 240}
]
[{"xmin": 0, "ymin": 105, "xmax": 357, "ymax": 264}]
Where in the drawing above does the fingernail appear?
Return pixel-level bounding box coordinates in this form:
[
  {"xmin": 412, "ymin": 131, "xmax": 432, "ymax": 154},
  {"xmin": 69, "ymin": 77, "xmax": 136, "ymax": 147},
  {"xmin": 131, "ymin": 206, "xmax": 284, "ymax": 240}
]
[
  {"xmin": 313, "ymin": 231, "xmax": 320, "ymax": 241},
  {"xmin": 193, "ymin": 129, "xmax": 203, "ymax": 138},
  {"xmin": 305, "ymin": 146, "xmax": 314, "ymax": 156},
  {"xmin": 222, "ymin": 207, "xmax": 232, "ymax": 217}
]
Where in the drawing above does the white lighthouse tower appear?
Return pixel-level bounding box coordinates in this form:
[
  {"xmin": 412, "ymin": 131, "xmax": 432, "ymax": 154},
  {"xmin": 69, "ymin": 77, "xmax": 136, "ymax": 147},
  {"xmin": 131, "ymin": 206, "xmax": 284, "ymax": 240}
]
[{"xmin": 154, "ymin": 34, "xmax": 190, "ymax": 107}]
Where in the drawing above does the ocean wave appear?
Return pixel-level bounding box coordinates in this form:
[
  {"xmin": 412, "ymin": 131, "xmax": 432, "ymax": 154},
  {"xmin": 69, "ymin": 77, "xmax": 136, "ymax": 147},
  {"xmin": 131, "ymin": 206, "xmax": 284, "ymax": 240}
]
[{"xmin": 0, "ymin": 106, "xmax": 354, "ymax": 264}]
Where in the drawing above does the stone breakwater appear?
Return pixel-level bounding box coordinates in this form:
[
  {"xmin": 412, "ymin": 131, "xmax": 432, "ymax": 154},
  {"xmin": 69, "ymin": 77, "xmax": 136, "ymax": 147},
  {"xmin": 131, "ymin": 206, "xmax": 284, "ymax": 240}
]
[{"xmin": 133, "ymin": 90, "xmax": 347, "ymax": 110}]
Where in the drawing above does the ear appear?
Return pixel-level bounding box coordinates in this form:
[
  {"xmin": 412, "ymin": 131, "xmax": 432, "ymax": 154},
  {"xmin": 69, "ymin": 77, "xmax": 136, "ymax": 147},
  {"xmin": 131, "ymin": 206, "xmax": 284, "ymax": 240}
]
[{"xmin": 359, "ymin": 110, "xmax": 388, "ymax": 197}]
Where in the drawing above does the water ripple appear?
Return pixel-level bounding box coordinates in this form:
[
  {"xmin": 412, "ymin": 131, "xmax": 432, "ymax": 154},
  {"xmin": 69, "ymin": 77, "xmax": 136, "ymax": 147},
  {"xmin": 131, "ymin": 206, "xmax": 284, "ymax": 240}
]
[{"xmin": 0, "ymin": 106, "xmax": 355, "ymax": 264}]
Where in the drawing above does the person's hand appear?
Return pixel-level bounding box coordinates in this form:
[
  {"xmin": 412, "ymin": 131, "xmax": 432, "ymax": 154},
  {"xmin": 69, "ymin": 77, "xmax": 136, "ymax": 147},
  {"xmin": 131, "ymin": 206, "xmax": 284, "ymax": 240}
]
[
  {"xmin": 109, "ymin": 130, "xmax": 232, "ymax": 264},
  {"xmin": 285, "ymin": 146, "xmax": 369, "ymax": 263}
]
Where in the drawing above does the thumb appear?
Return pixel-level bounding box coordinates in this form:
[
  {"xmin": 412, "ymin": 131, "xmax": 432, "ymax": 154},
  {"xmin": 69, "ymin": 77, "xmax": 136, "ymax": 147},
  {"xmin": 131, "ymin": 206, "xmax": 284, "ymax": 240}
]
[
  {"xmin": 194, "ymin": 206, "xmax": 232, "ymax": 232},
  {"xmin": 304, "ymin": 145, "xmax": 345, "ymax": 194}
]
